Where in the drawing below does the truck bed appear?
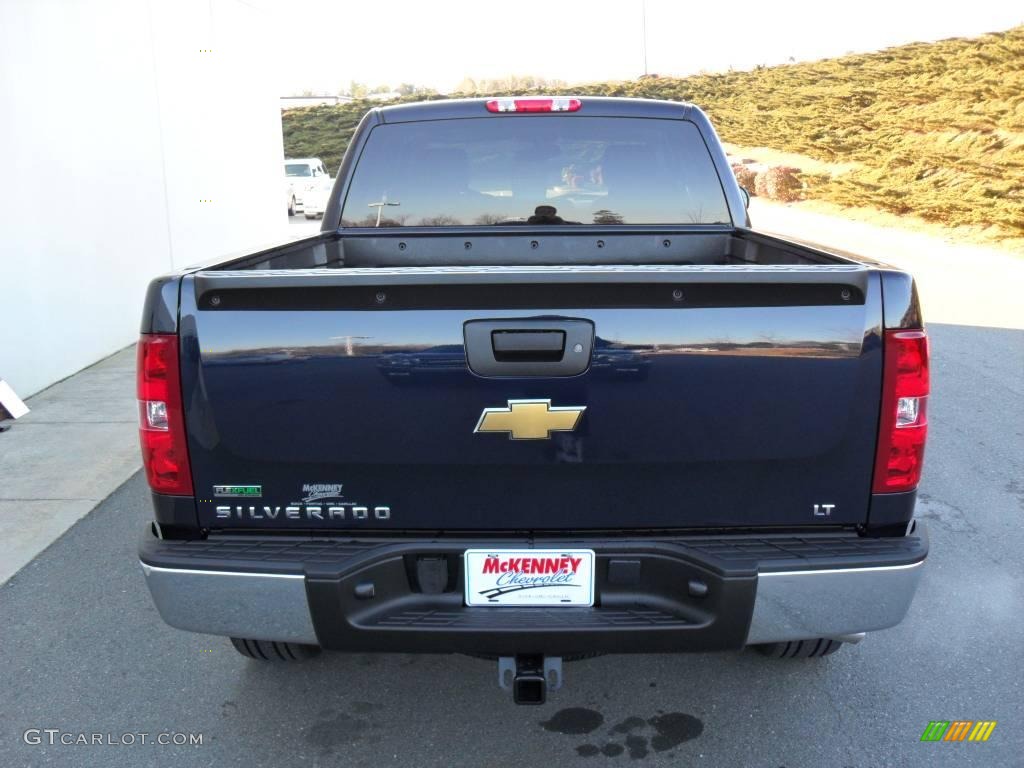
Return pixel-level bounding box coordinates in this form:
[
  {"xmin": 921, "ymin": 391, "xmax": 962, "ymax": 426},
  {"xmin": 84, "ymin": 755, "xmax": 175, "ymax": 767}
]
[{"xmin": 204, "ymin": 228, "xmax": 847, "ymax": 272}]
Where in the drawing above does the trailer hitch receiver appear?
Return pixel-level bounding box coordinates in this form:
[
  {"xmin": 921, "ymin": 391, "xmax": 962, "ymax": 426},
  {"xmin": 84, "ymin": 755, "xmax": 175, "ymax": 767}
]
[{"xmin": 498, "ymin": 655, "xmax": 563, "ymax": 705}]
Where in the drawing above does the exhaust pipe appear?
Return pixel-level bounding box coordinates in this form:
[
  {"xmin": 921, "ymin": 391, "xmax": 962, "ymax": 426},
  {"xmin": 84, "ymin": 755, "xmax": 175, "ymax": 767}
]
[
  {"xmin": 498, "ymin": 655, "xmax": 563, "ymax": 705},
  {"xmin": 832, "ymin": 632, "xmax": 866, "ymax": 645}
]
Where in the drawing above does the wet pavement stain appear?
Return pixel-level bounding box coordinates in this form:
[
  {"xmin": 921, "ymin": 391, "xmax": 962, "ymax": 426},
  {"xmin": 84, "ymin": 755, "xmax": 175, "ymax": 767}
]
[
  {"xmin": 547, "ymin": 709, "xmax": 703, "ymax": 759},
  {"xmin": 648, "ymin": 713, "xmax": 703, "ymax": 751},
  {"xmin": 350, "ymin": 701, "xmax": 378, "ymax": 715},
  {"xmin": 305, "ymin": 700, "xmax": 387, "ymax": 754},
  {"xmin": 610, "ymin": 716, "xmax": 645, "ymax": 735},
  {"xmin": 541, "ymin": 707, "xmax": 605, "ymax": 735},
  {"xmin": 306, "ymin": 712, "xmax": 369, "ymax": 750},
  {"xmin": 625, "ymin": 734, "xmax": 649, "ymax": 759}
]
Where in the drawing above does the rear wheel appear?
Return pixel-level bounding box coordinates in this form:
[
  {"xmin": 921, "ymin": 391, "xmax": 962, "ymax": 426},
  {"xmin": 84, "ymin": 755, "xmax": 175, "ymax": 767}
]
[
  {"xmin": 288, "ymin": 196, "xmax": 296, "ymax": 216},
  {"xmin": 752, "ymin": 638, "xmax": 844, "ymax": 659},
  {"xmin": 230, "ymin": 637, "xmax": 320, "ymax": 662}
]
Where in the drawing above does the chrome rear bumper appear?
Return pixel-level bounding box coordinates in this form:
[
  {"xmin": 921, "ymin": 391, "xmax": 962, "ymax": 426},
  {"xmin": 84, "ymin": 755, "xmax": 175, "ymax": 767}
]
[
  {"xmin": 744, "ymin": 560, "xmax": 924, "ymax": 644},
  {"xmin": 140, "ymin": 528, "xmax": 926, "ymax": 649},
  {"xmin": 141, "ymin": 564, "xmax": 318, "ymax": 644}
]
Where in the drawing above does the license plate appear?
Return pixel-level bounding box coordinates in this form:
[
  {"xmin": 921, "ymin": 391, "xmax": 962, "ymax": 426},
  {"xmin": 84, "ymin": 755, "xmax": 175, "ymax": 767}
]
[{"xmin": 463, "ymin": 549, "xmax": 595, "ymax": 607}]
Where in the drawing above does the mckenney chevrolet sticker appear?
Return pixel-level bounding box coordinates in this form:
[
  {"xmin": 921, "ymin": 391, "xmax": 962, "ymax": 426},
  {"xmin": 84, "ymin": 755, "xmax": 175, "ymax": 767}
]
[
  {"xmin": 464, "ymin": 549, "xmax": 595, "ymax": 606},
  {"xmin": 300, "ymin": 483, "xmax": 344, "ymax": 503}
]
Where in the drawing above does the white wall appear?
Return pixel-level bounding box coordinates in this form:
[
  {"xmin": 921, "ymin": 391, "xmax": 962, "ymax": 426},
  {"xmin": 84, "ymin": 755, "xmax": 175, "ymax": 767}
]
[{"xmin": 0, "ymin": 0, "xmax": 286, "ymax": 397}]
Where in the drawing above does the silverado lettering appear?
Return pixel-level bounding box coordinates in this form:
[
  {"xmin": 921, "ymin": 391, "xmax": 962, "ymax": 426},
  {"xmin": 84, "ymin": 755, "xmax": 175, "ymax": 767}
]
[
  {"xmin": 138, "ymin": 96, "xmax": 929, "ymax": 705},
  {"xmin": 214, "ymin": 505, "xmax": 390, "ymax": 521}
]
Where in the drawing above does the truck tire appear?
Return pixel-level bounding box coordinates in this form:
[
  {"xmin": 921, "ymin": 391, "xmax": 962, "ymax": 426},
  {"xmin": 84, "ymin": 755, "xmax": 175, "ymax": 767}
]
[
  {"xmin": 288, "ymin": 196, "xmax": 296, "ymax": 216},
  {"xmin": 753, "ymin": 638, "xmax": 843, "ymax": 659},
  {"xmin": 230, "ymin": 637, "xmax": 320, "ymax": 662}
]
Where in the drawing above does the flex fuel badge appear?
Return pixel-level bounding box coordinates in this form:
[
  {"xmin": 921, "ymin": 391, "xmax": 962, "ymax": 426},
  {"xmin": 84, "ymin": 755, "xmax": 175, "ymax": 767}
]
[{"xmin": 213, "ymin": 485, "xmax": 262, "ymax": 498}]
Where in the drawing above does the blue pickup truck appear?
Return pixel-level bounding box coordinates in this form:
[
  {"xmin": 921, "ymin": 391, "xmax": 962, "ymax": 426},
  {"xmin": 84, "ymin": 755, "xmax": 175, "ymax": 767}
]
[{"xmin": 137, "ymin": 97, "xmax": 929, "ymax": 704}]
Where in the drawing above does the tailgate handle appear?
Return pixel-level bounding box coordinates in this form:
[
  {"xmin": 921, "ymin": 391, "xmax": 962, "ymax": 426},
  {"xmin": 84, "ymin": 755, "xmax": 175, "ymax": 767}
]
[
  {"xmin": 464, "ymin": 319, "xmax": 594, "ymax": 377},
  {"xmin": 491, "ymin": 330, "xmax": 565, "ymax": 362}
]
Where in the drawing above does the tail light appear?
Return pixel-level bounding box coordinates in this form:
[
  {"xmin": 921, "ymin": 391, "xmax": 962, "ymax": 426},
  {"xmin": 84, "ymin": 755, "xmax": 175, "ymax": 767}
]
[
  {"xmin": 873, "ymin": 329, "xmax": 929, "ymax": 493},
  {"xmin": 137, "ymin": 334, "xmax": 193, "ymax": 495},
  {"xmin": 485, "ymin": 98, "xmax": 582, "ymax": 113}
]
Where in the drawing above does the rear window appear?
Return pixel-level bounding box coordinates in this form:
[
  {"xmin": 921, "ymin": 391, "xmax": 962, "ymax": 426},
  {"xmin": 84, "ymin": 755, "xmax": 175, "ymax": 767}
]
[{"xmin": 341, "ymin": 117, "xmax": 731, "ymax": 227}]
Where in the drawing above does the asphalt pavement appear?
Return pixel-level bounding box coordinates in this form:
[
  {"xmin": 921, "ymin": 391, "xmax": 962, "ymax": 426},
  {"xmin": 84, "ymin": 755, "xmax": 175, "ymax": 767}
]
[{"xmin": 2, "ymin": 321, "xmax": 1021, "ymax": 767}]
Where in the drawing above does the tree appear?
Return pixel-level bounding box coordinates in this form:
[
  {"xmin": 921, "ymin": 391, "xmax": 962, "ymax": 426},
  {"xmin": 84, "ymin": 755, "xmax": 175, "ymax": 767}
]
[
  {"xmin": 474, "ymin": 213, "xmax": 506, "ymax": 225},
  {"xmin": 592, "ymin": 209, "xmax": 624, "ymax": 225}
]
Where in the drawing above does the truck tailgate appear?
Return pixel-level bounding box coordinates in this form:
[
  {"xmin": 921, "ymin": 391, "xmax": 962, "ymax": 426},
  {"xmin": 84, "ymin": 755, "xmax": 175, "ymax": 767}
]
[{"xmin": 179, "ymin": 265, "xmax": 882, "ymax": 530}]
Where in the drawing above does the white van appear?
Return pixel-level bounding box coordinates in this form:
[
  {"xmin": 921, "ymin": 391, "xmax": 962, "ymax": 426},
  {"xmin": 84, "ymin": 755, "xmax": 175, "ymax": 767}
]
[{"xmin": 284, "ymin": 158, "xmax": 330, "ymax": 214}]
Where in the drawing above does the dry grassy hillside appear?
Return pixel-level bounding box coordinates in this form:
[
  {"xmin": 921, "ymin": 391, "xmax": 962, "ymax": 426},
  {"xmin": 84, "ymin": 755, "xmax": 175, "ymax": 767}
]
[{"xmin": 283, "ymin": 27, "xmax": 1024, "ymax": 238}]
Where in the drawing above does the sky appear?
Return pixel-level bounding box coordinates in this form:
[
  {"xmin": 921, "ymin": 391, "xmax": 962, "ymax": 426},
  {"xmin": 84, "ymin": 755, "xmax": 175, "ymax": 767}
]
[{"xmin": 267, "ymin": 0, "xmax": 1022, "ymax": 94}]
